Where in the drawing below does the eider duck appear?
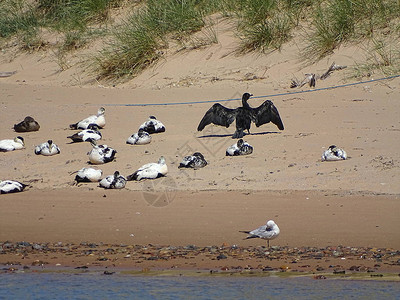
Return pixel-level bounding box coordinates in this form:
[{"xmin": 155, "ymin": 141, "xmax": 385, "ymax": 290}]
[
  {"xmin": 13, "ymin": 116, "xmax": 40, "ymax": 132},
  {"xmin": 99, "ymin": 171, "xmax": 127, "ymax": 189},
  {"xmin": 34, "ymin": 140, "xmax": 60, "ymax": 156},
  {"xmin": 127, "ymin": 156, "xmax": 168, "ymax": 181},
  {"xmin": 179, "ymin": 152, "xmax": 207, "ymax": 169},
  {"xmin": 67, "ymin": 124, "xmax": 102, "ymax": 143},
  {"xmin": 126, "ymin": 128, "xmax": 151, "ymax": 145},
  {"xmin": 198, "ymin": 93, "xmax": 284, "ymax": 138},
  {"xmin": 0, "ymin": 136, "xmax": 25, "ymax": 152},
  {"xmin": 321, "ymin": 145, "xmax": 347, "ymax": 161},
  {"xmin": 88, "ymin": 140, "xmax": 116, "ymax": 165},
  {"xmin": 240, "ymin": 220, "xmax": 280, "ymax": 248},
  {"xmin": 73, "ymin": 167, "xmax": 103, "ymax": 183},
  {"xmin": 226, "ymin": 139, "xmax": 253, "ymax": 156},
  {"xmin": 139, "ymin": 116, "xmax": 165, "ymax": 134},
  {"xmin": 70, "ymin": 107, "xmax": 106, "ymax": 130},
  {"xmin": 0, "ymin": 180, "xmax": 28, "ymax": 194}
]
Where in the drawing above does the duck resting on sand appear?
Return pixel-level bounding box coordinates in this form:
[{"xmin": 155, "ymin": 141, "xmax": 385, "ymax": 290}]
[
  {"xmin": 13, "ymin": 116, "xmax": 40, "ymax": 132},
  {"xmin": 73, "ymin": 167, "xmax": 103, "ymax": 183},
  {"xmin": 179, "ymin": 152, "xmax": 207, "ymax": 169},
  {"xmin": 127, "ymin": 156, "xmax": 168, "ymax": 181},
  {"xmin": 126, "ymin": 128, "xmax": 151, "ymax": 145},
  {"xmin": 139, "ymin": 116, "xmax": 165, "ymax": 134},
  {"xmin": 0, "ymin": 136, "xmax": 25, "ymax": 152},
  {"xmin": 88, "ymin": 140, "xmax": 116, "ymax": 164},
  {"xmin": 197, "ymin": 93, "xmax": 284, "ymax": 138},
  {"xmin": 70, "ymin": 107, "xmax": 106, "ymax": 130},
  {"xmin": 67, "ymin": 124, "xmax": 102, "ymax": 143},
  {"xmin": 34, "ymin": 140, "xmax": 60, "ymax": 156},
  {"xmin": 226, "ymin": 139, "xmax": 253, "ymax": 156},
  {"xmin": 321, "ymin": 145, "xmax": 347, "ymax": 161},
  {"xmin": 0, "ymin": 180, "xmax": 28, "ymax": 194},
  {"xmin": 99, "ymin": 171, "xmax": 127, "ymax": 189}
]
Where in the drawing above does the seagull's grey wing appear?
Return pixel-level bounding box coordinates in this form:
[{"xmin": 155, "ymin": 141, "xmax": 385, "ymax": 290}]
[
  {"xmin": 249, "ymin": 225, "xmax": 268, "ymax": 237},
  {"xmin": 197, "ymin": 103, "xmax": 237, "ymax": 131},
  {"xmin": 251, "ymin": 100, "xmax": 284, "ymax": 130}
]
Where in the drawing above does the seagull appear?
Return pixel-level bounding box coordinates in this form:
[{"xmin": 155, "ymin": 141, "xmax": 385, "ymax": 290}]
[
  {"xmin": 127, "ymin": 156, "xmax": 168, "ymax": 181},
  {"xmin": 99, "ymin": 171, "xmax": 127, "ymax": 189},
  {"xmin": 34, "ymin": 140, "xmax": 60, "ymax": 156},
  {"xmin": 13, "ymin": 116, "xmax": 40, "ymax": 132},
  {"xmin": 240, "ymin": 220, "xmax": 280, "ymax": 248},
  {"xmin": 69, "ymin": 107, "xmax": 106, "ymax": 130},
  {"xmin": 88, "ymin": 140, "xmax": 116, "ymax": 164},
  {"xmin": 139, "ymin": 116, "xmax": 165, "ymax": 134},
  {"xmin": 72, "ymin": 167, "xmax": 103, "ymax": 183},
  {"xmin": 197, "ymin": 93, "xmax": 284, "ymax": 138},
  {"xmin": 67, "ymin": 124, "xmax": 102, "ymax": 143},
  {"xmin": 126, "ymin": 128, "xmax": 151, "ymax": 145},
  {"xmin": 179, "ymin": 152, "xmax": 207, "ymax": 169},
  {"xmin": 0, "ymin": 136, "xmax": 25, "ymax": 152},
  {"xmin": 226, "ymin": 139, "xmax": 253, "ymax": 156},
  {"xmin": 0, "ymin": 180, "xmax": 28, "ymax": 194},
  {"xmin": 321, "ymin": 145, "xmax": 347, "ymax": 161}
]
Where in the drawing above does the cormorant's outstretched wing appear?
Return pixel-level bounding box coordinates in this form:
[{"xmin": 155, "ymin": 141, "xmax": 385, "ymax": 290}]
[
  {"xmin": 251, "ymin": 100, "xmax": 284, "ymax": 130},
  {"xmin": 197, "ymin": 103, "xmax": 238, "ymax": 131}
]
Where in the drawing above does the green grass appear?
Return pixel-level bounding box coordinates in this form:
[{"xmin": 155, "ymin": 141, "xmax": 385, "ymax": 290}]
[
  {"xmin": 0, "ymin": 0, "xmax": 40, "ymax": 39},
  {"xmin": 0, "ymin": 0, "xmax": 399, "ymax": 80},
  {"xmin": 305, "ymin": 0, "xmax": 400, "ymax": 61}
]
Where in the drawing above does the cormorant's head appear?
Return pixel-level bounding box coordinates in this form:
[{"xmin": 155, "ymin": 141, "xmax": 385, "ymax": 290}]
[{"xmin": 242, "ymin": 93, "xmax": 253, "ymax": 102}]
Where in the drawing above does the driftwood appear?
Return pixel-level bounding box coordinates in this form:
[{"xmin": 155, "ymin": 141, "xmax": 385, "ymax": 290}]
[{"xmin": 291, "ymin": 62, "xmax": 347, "ymax": 88}]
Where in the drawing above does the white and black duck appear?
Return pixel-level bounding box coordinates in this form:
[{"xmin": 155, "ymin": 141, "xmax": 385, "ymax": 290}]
[
  {"xmin": 0, "ymin": 136, "xmax": 25, "ymax": 152},
  {"xmin": 73, "ymin": 167, "xmax": 103, "ymax": 183},
  {"xmin": 198, "ymin": 93, "xmax": 284, "ymax": 138},
  {"xmin": 179, "ymin": 152, "xmax": 207, "ymax": 169},
  {"xmin": 126, "ymin": 128, "xmax": 151, "ymax": 145},
  {"xmin": 34, "ymin": 140, "xmax": 60, "ymax": 156},
  {"xmin": 127, "ymin": 156, "xmax": 168, "ymax": 181},
  {"xmin": 0, "ymin": 180, "xmax": 28, "ymax": 194},
  {"xmin": 99, "ymin": 171, "xmax": 127, "ymax": 189},
  {"xmin": 321, "ymin": 145, "xmax": 347, "ymax": 161},
  {"xmin": 67, "ymin": 124, "xmax": 102, "ymax": 143},
  {"xmin": 13, "ymin": 116, "xmax": 40, "ymax": 132},
  {"xmin": 139, "ymin": 116, "xmax": 165, "ymax": 134},
  {"xmin": 240, "ymin": 220, "xmax": 280, "ymax": 248},
  {"xmin": 226, "ymin": 139, "xmax": 253, "ymax": 156},
  {"xmin": 70, "ymin": 107, "xmax": 106, "ymax": 130},
  {"xmin": 88, "ymin": 140, "xmax": 116, "ymax": 165}
]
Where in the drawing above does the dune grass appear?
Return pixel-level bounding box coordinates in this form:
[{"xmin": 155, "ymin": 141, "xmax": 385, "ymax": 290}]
[
  {"xmin": 305, "ymin": 0, "xmax": 400, "ymax": 61},
  {"xmin": 0, "ymin": 0, "xmax": 399, "ymax": 80}
]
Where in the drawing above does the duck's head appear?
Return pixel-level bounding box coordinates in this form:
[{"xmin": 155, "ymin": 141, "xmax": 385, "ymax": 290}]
[
  {"xmin": 149, "ymin": 116, "xmax": 157, "ymax": 120},
  {"xmin": 158, "ymin": 156, "xmax": 166, "ymax": 164},
  {"xmin": 47, "ymin": 140, "xmax": 53, "ymax": 146},
  {"xmin": 193, "ymin": 152, "xmax": 204, "ymax": 159},
  {"xmin": 237, "ymin": 139, "xmax": 244, "ymax": 147},
  {"xmin": 24, "ymin": 116, "xmax": 35, "ymax": 122},
  {"xmin": 98, "ymin": 107, "xmax": 106, "ymax": 116},
  {"xmin": 15, "ymin": 136, "xmax": 25, "ymax": 146},
  {"xmin": 113, "ymin": 171, "xmax": 120, "ymax": 177},
  {"xmin": 87, "ymin": 123, "xmax": 100, "ymax": 130},
  {"xmin": 88, "ymin": 139, "xmax": 98, "ymax": 147}
]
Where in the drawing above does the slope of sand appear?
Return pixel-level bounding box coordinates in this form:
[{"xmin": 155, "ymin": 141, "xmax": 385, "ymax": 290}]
[{"xmin": 1, "ymin": 24, "xmax": 400, "ymax": 274}]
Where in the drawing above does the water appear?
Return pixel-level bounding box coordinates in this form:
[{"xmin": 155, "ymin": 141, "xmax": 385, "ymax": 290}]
[{"xmin": 0, "ymin": 273, "xmax": 399, "ymax": 299}]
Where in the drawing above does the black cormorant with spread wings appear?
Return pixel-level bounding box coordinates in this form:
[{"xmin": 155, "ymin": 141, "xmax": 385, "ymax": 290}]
[{"xmin": 197, "ymin": 93, "xmax": 284, "ymax": 138}]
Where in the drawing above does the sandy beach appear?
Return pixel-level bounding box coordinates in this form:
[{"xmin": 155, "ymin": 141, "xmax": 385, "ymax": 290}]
[{"xmin": 1, "ymin": 24, "xmax": 399, "ymax": 276}]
